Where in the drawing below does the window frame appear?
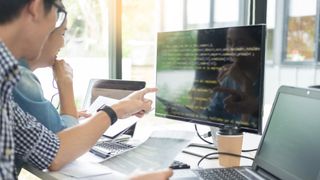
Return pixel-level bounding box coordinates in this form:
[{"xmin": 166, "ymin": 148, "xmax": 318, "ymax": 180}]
[
  {"xmin": 316, "ymin": 0, "xmax": 320, "ymax": 64},
  {"xmin": 281, "ymin": 0, "xmax": 319, "ymax": 65},
  {"xmin": 160, "ymin": 0, "xmax": 251, "ymax": 31},
  {"xmin": 109, "ymin": 0, "xmax": 123, "ymax": 79}
]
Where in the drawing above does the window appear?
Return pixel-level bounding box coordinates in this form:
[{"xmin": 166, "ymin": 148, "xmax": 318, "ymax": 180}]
[
  {"xmin": 214, "ymin": 0, "xmax": 241, "ymax": 26},
  {"xmin": 187, "ymin": 0, "xmax": 211, "ymax": 28},
  {"xmin": 122, "ymin": 0, "xmax": 249, "ymax": 86},
  {"xmin": 284, "ymin": 0, "xmax": 317, "ymax": 62},
  {"xmin": 122, "ymin": 0, "xmax": 157, "ymax": 86},
  {"xmin": 162, "ymin": 0, "xmax": 184, "ymax": 31},
  {"xmin": 266, "ymin": 0, "xmax": 276, "ymax": 61}
]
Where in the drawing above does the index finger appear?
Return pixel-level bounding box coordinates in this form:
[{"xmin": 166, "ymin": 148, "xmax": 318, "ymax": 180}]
[{"xmin": 140, "ymin": 87, "xmax": 158, "ymax": 95}]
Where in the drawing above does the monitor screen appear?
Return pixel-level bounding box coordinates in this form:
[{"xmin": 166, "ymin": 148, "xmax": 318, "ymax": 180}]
[{"xmin": 155, "ymin": 25, "xmax": 266, "ymax": 134}]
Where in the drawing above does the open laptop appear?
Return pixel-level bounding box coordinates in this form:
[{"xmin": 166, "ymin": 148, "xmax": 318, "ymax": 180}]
[
  {"xmin": 82, "ymin": 79, "xmax": 146, "ymax": 159},
  {"xmin": 82, "ymin": 79, "xmax": 146, "ymax": 138},
  {"xmin": 172, "ymin": 85, "xmax": 320, "ymax": 180},
  {"xmin": 82, "ymin": 79, "xmax": 146, "ymax": 109}
]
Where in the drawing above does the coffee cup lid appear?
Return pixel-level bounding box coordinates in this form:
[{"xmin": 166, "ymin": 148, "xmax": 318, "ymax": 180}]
[{"xmin": 218, "ymin": 125, "xmax": 242, "ymax": 135}]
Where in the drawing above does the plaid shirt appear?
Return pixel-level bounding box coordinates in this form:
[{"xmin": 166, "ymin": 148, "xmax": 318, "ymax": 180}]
[{"xmin": 0, "ymin": 42, "xmax": 60, "ymax": 179}]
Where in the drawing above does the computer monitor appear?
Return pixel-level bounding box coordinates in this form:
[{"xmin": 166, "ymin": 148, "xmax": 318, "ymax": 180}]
[{"xmin": 155, "ymin": 25, "xmax": 266, "ymax": 134}]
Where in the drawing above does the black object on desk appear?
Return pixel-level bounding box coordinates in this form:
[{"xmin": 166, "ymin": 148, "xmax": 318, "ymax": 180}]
[{"xmin": 169, "ymin": 160, "xmax": 191, "ymax": 169}]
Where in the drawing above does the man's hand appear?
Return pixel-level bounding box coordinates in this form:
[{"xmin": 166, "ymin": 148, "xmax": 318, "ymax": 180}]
[
  {"xmin": 130, "ymin": 169, "xmax": 173, "ymax": 180},
  {"xmin": 112, "ymin": 88, "xmax": 157, "ymax": 119}
]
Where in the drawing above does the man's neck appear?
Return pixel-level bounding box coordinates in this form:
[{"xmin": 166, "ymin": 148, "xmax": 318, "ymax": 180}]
[{"xmin": 0, "ymin": 20, "xmax": 25, "ymax": 60}]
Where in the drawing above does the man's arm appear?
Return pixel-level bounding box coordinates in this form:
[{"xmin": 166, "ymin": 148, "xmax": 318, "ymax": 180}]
[
  {"xmin": 50, "ymin": 111, "xmax": 109, "ymax": 170},
  {"xmin": 130, "ymin": 169, "xmax": 173, "ymax": 180},
  {"xmin": 49, "ymin": 88, "xmax": 157, "ymax": 170},
  {"xmin": 13, "ymin": 104, "xmax": 60, "ymax": 171}
]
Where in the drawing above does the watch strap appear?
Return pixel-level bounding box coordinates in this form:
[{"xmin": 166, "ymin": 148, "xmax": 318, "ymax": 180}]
[{"xmin": 97, "ymin": 105, "xmax": 118, "ymax": 125}]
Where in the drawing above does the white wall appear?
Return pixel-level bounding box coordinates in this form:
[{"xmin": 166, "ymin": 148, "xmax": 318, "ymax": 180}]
[{"xmin": 264, "ymin": 65, "xmax": 320, "ymax": 105}]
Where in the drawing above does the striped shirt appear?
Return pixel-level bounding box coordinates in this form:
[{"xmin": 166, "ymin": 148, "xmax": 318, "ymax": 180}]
[{"xmin": 0, "ymin": 42, "xmax": 60, "ymax": 179}]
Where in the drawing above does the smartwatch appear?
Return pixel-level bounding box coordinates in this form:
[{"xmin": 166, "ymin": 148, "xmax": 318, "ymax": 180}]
[{"xmin": 97, "ymin": 105, "xmax": 118, "ymax": 125}]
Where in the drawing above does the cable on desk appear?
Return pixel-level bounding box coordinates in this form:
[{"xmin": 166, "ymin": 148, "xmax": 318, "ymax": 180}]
[
  {"xmin": 195, "ymin": 124, "xmax": 214, "ymax": 145},
  {"xmin": 194, "ymin": 124, "xmax": 258, "ymax": 152},
  {"xmin": 197, "ymin": 152, "xmax": 255, "ymax": 168},
  {"xmin": 241, "ymin": 148, "xmax": 258, "ymax": 152},
  {"xmin": 182, "ymin": 149, "xmax": 218, "ymax": 160}
]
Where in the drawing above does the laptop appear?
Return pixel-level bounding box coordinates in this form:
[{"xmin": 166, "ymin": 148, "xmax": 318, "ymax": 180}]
[
  {"xmin": 82, "ymin": 79, "xmax": 146, "ymax": 109},
  {"xmin": 172, "ymin": 85, "xmax": 320, "ymax": 180},
  {"xmin": 82, "ymin": 79, "xmax": 146, "ymax": 159},
  {"xmin": 82, "ymin": 79, "xmax": 146, "ymax": 137}
]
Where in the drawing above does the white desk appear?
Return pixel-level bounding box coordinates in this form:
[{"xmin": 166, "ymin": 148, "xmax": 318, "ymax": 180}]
[
  {"xmin": 24, "ymin": 164, "xmax": 126, "ymax": 180},
  {"xmin": 24, "ymin": 114, "xmax": 262, "ymax": 179},
  {"xmin": 134, "ymin": 115, "xmax": 261, "ymax": 169}
]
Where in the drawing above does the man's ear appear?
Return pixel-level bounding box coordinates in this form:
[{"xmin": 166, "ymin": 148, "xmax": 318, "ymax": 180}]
[{"xmin": 23, "ymin": 0, "xmax": 44, "ymax": 23}]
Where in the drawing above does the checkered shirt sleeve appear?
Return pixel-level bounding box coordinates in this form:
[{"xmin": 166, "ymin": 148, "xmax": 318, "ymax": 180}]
[
  {"xmin": 12, "ymin": 101, "xmax": 60, "ymax": 170},
  {"xmin": 0, "ymin": 42, "xmax": 60, "ymax": 179},
  {"xmin": 0, "ymin": 41, "xmax": 20, "ymax": 179}
]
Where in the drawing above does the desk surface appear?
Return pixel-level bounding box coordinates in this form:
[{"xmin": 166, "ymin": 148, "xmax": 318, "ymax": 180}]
[
  {"xmin": 24, "ymin": 114, "xmax": 262, "ymax": 179},
  {"xmin": 134, "ymin": 114, "xmax": 261, "ymax": 168}
]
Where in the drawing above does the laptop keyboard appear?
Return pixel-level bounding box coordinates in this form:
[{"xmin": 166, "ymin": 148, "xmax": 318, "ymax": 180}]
[
  {"xmin": 193, "ymin": 168, "xmax": 247, "ymax": 180},
  {"xmin": 90, "ymin": 141, "xmax": 135, "ymax": 159}
]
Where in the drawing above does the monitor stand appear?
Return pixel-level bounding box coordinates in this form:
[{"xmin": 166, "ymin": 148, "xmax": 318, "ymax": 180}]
[{"xmin": 183, "ymin": 126, "xmax": 219, "ymax": 159}]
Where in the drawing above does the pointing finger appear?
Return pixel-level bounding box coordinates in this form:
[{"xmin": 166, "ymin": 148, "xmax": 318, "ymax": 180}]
[{"xmin": 140, "ymin": 88, "xmax": 158, "ymax": 96}]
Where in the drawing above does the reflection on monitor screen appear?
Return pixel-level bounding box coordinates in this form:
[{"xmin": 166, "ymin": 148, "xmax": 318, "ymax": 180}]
[{"xmin": 155, "ymin": 25, "xmax": 266, "ymax": 134}]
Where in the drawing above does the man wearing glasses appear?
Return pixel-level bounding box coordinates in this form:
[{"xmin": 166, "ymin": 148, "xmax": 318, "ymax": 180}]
[
  {"xmin": 53, "ymin": 1, "xmax": 67, "ymax": 28},
  {"xmin": 0, "ymin": 0, "xmax": 172, "ymax": 179}
]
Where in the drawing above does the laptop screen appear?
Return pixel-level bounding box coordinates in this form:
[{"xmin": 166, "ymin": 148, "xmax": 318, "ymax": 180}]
[
  {"xmin": 82, "ymin": 79, "xmax": 146, "ymax": 109},
  {"xmin": 254, "ymin": 86, "xmax": 320, "ymax": 180}
]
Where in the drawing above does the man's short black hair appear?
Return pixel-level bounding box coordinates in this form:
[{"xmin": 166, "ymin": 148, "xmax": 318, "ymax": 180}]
[{"xmin": 0, "ymin": 0, "xmax": 55, "ymax": 24}]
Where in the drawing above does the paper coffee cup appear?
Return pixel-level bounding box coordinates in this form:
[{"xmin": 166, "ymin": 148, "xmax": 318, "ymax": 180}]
[{"xmin": 216, "ymin": 132, "xmax": 243, "ymax": 167}]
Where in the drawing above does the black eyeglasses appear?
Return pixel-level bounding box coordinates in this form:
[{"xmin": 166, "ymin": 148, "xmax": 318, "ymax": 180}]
[{"xmin": 53, "ymin": 2, "xmax": 67, "ymax": 28}]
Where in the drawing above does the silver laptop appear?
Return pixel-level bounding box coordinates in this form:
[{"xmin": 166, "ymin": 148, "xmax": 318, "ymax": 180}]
[
  {"xmin": 82, "ymin": 79, "xmax": 146, "ymax": 109},
  {"xmin": 83, "ymin": 79, "xmax": 146, "ymax": 159},
  {"xmin": 82, "ymin": 79, "xmax": 146, "ymax": 138},
  {"xmin": 172, "ymin": 86, "xmax": 320, "ymax": 180}
]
